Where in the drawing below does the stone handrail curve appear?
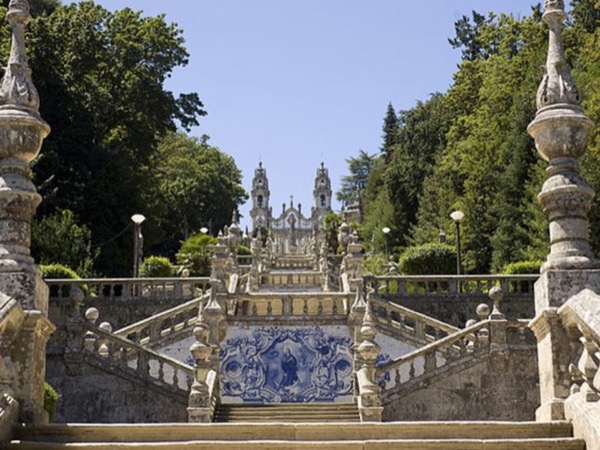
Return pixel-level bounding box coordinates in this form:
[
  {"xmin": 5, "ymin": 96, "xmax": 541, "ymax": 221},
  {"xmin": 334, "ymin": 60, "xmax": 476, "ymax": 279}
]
[
  {"xmin": 376, "ymin": 320, "xmax": 491, "ymax": 394},
  {"xmin": 84, "ymin": 322, "xmax": 193, "ymax": 392},
  {"xmin": 47, "ymin": 277, "xmax": 211, "ymax": 301},
  {"xmin": 364, "ymin": 274, "xmax": 538, "ymax": 297},
  {"xmin": 370, "ymin": 297, "xmax": 459, "ymax": 343},
  {"xmin": 114, "ymin": 291, "xmax": 210, "ymax": 346}
]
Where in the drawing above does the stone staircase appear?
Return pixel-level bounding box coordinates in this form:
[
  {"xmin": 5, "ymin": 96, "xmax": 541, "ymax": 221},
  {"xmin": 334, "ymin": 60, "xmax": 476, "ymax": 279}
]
[
  {"xmin": 213, "ymin": 403, "xmax": 360, "ymax": 422},
  {"xmin": 7, "ymin": 421, "xmax": 584, "ymax": 449}
]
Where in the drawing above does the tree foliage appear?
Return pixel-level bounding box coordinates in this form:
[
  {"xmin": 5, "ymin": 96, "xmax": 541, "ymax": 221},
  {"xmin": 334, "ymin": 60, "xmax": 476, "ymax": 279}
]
[
  {"xmin": 354, "ymin": 5, "xmax": 600, "ymax": 273},
  {"xmin": 0, "ymin": 2, "xmax": 249, "ymax": 275},
  {"xmin": 149, "ymin": 132, "xmax": 247, "ymax": 254},
  {"xmin": 336, "ymin": 150, "xmax": 376, "ymax": 209},
  {"xmin": 32, "ymin": 210, "xmax": 98, "ymax": 277}
]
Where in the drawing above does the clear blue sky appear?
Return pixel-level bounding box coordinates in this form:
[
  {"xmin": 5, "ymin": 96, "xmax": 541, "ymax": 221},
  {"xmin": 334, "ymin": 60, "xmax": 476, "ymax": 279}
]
[{"xmin": 88, "ymin": 0, "xmax": 538, "ymax": 229}]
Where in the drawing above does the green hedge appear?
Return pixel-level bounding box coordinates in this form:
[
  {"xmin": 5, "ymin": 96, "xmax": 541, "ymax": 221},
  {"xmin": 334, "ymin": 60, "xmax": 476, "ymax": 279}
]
[
  {"xmin": 140, "ymin": 256, "xmax": 174, "ymax": 277},
  {"xmin": 502, "ymin": 260, "xmax": 543, "ymax": 274},
  {"xmin": 41, "ymin": 263, "xmax": 79, "ymax": 279},
  {"xmin": 398, "ymin": 243, "xmax": 456, "ymax": 275}
]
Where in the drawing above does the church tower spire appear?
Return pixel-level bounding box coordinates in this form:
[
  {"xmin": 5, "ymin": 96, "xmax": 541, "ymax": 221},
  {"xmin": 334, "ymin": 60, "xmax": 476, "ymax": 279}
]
[
  {"xmin": 250, "ymin": 161, "xmax": 271, "ymax": 233},
  {"xmin": 312, "ymin": 162, "xmax": 332, "ymax": 226}
]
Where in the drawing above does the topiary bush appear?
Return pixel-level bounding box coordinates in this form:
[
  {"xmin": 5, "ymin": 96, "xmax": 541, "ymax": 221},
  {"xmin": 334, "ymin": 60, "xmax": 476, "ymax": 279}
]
[
  {"xmin": 398, "ymin": 243, "xmax": 457, "ymax": 275},
  {"xmin": 44, "ymin": 382, "xmax": 60, "ymax": 422},
  {"xmin": 41, "ymin": 263, "xmax": 80, "ymax": 280},
  {"xmin": 501, "ymin": 260, "xmax": 543, "ymax": 274},
  {"xmin": 139, "ymin": 256, "xmax": 174, "ymax": 277}
]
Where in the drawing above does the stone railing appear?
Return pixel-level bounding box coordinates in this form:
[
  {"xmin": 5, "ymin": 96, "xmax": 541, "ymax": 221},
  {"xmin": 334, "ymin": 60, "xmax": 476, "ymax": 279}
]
[
  {"xmin": 82, "ymin": 321, "xmax": 193, "ymax": 395},
  {"xmin": 231, "ymin": 293, "xmax": 351, "ymax": 321},
  {"xmin": 370, "ymin": 297, "xmax": 459, "ymax": 345},
  {"xmin": 544, "ymin": 289, "xmax": 600, "ymax": 449},
  {"xmin": 0, "ymin": 297, "xmax": 25, "ymax": 442},
  {"xmin": 114, "ymin": 291, "xmax": 210, "ymax": 347},
  {"xmin": 236, "ymin": 255, "xmax": 253, "ymax": 267},
  {"xmin": 260, "ymin": 271, "xmax": 322, "ymax": 288},
  {"xmin": 365, "ymin": 274, "xmax": 537, "ymax": 299},
  {"xmin": 377, "ymin": 318, "xmax": 532, "ymax": 402},
  {"xmin": 272, "ymin": 256, "xmax": 315, "ymax": 270},
  {"xmin": 47, "ymin": 277, "xmax": 211, "ymax": 302}
]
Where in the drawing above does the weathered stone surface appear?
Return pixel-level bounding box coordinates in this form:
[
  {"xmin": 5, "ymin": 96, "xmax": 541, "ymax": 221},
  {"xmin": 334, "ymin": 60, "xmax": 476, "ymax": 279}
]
[
  {"xmin": 46, "ymin": 356, "xmax": 187, "ymax": 423},
  {"xmin": 383, "ymin": 348, "xmax": 539, "ymax": 421}
]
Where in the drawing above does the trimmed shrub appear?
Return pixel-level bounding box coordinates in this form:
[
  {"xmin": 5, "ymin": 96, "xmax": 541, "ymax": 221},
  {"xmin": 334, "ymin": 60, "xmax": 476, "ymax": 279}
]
[
  {"xmin": 398, "ymin": 243, "xmax": 456, "ymax": 275},
  {"xmin": 140, "ymin": 256, "xmax": 174, "ymax": 278},
  {"xmin": 41, "ymin": 263, "xmax": 79, "ymax": 280},
  {"xmin": 44, "ymin": 382, "xmax": 60, "ymax": 422},
  {"xmin": 502, "ymin": 260, "xmax": 543, "ymax": 274},
  {"xmin": 237, "ymin": 245, "xmax": 251, "ymax": 256}
]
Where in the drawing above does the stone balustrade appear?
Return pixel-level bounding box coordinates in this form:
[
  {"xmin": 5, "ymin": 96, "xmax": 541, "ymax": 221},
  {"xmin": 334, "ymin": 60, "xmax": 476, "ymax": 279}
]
[
  {"xmin": 47, "ymin": 277, "xmax": 211, "ymax": 302},
  {"xmin": 260, "ymin": 271, "xmax": 322, "ymax": 288},
  {"xmin": 82, "ymin": 321, "xmax": 193, "ymax": 393},
  {"xmin": 236, "ymin": 255, "xmax": 253, "ymax": 267},
  {"xmin": 377, "ymin": 318, "xmax": 532, "ymax": 401},
  {"xmin": 365, "ymin": 275, "xmax": 537, "ymax": 299},
  {"xmin": 114, "ymin": 292, "xmax": 210, "ymax": 347},
  {"xmin": 232, "ymin": 293, "xmax": 351, "ymax": 321},
  {"xmin": 370, "ymin": 297, "xmax": 459, "ymax": 345},
  {"xmin": 272, "ymin": 256, "xmax": 315, "ymax": 270}
]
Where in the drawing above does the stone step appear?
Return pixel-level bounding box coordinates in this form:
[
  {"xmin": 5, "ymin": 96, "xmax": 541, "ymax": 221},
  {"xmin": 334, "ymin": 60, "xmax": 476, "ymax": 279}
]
[
  {"xmin": 214, "ymin": 403, "xmax": 360, "ymax": 422},
  {"xmin": 6, "ymin": 437, "xmax": 586, "ymax": 450},
  {"xmin": 10, "ymin": 421, "xmax": 577, "ymax": 443}
]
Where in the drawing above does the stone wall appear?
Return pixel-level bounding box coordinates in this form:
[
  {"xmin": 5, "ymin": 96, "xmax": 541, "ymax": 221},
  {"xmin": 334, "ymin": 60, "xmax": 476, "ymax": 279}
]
[
  {"xmin": 382, "ymin": 347, "xmax": 539, "ymax": 421},
  {"xmin": 387, "ymin": 297, "xmax": 535, "ymax": 328},
  {"xmin": 46, "ymin": 355, "xmax": 188, "ymax": 423}
]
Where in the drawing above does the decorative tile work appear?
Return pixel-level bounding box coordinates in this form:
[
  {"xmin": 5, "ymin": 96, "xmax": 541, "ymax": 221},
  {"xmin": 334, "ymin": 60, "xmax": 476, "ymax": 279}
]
[{"xmin": 220, "ymin": 326, "xmax": 353, "ymax": 404}]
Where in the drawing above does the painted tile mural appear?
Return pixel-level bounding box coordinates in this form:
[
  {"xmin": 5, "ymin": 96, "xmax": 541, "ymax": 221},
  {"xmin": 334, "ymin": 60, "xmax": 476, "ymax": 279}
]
[{"xmin": 220, "ymin": 326, "xmax": 354, "ymax": 404}]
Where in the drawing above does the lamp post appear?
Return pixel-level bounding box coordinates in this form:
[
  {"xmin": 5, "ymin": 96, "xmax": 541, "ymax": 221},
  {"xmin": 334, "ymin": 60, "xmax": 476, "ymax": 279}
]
[
  {"xmin": 200, "ymin": 227, "xmax": 209, "ymax": 235},
  {"xmin": 382, "ymin": 227, "xmax": 391, "ymax": 259},
  {"xmin": 131, "ymin": 214, "xmax": 146, "ymax": 278},
  {"xmin": 450, "ymin": 210, "xmax": 464, "ymax": 275}
]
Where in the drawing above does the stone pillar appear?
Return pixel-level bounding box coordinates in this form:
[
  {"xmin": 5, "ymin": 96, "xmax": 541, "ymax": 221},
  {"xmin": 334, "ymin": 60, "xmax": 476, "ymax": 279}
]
[
  {"xmin": 528, "ymin": 0, "xmax": 600, "ymax": 421},
  {"xmin": 187, "ymin": 322, "xmax": 215, "ymax": 423},
  {"xmin": 0, "ymin": 0, "xmax": 54, "ymax": 423},
  {"xmin": 356, "ymin": 300, "xmax": 383, "ymax": 422}
]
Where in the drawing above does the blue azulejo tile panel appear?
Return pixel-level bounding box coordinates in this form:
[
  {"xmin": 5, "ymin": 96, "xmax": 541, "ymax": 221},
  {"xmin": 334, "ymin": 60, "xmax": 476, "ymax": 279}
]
[{"xmin": 220, "ymin": 325, "xmax": 354, "ymax": 404}]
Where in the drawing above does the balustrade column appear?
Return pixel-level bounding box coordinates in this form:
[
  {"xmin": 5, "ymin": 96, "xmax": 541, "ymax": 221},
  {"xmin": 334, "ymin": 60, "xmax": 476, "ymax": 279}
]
[
  {"xmin": 187, "ymin": 323, "xmax": 214, "ymax": 423},
  {"xmin": 0, "ymin": 0, "xmax": 55, "ymax": 423},
  {"xmin": 528, "ymin": 0, "xmax": 600, "ymax": 421},
  {"xmin": 356, "ymin": 300, "xmax": 383, "ymax": 422}
]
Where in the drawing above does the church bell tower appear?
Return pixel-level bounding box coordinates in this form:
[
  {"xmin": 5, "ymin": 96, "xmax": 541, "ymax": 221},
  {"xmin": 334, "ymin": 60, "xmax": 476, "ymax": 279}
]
[
  {"xmin": 250, "ymin": 162, "xmax": 271, "ymax": 232},
  {"xmin": 312, "ymin": 162, "xmax": 332, "ymax": 226}
]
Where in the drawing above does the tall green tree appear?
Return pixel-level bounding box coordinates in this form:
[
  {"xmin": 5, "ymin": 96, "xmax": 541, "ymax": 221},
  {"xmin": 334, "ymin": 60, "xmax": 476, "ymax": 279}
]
[
  {"xmin": 381, "ymin": 103, "xmax": 398, "ymax": 161},
  {"xmin": 336, "ymin": 150, "xmax": 376, "ymax": 209},
  {"xmin": 20, "ymin": 2, "xmax": 206, "ymax": 275},
  {"xmin": 149, "ymin": 132, "xmax": 247, "ymax": 255}
]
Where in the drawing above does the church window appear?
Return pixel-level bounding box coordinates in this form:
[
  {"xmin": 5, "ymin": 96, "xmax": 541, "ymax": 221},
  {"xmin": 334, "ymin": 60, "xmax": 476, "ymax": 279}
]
[
  {"xmin": 258, "ymin": 195, "xmax": 263, "ymax": 208},
  {"xmin": 320, "ymin": 194, "xmax": 326, "ymax": 207}
]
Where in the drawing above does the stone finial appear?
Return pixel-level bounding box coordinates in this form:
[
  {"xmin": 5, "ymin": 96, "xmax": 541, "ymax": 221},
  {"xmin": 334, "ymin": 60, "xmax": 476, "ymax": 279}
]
[
  {"xmin": 0, "ymin": 0, "xmax": 40, "ymax": 112},
  {"xmin": 489, "ymin": 285, "xmax": 505, "ymax": 319},
  {"xmin": 98, "ymin": 321, "xmax": 112, "ymax": 333},
  {"xmin": 476, "ymin": 303, "xmax": 490, "ymax": 321},
  {"xmin": 528, "ymin": 0, "xmax": 599, "ymax": 272},
  {"xmin": 357, "ymin": 301, "xmax": 379, "ymax": 360},
  {"xmin": 536, "ymin": 1, "xmax": 578, "ymax": 110},
  {"xmin": 85, "ymin": 307, "xmax": 99, "ymax": 325}
]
